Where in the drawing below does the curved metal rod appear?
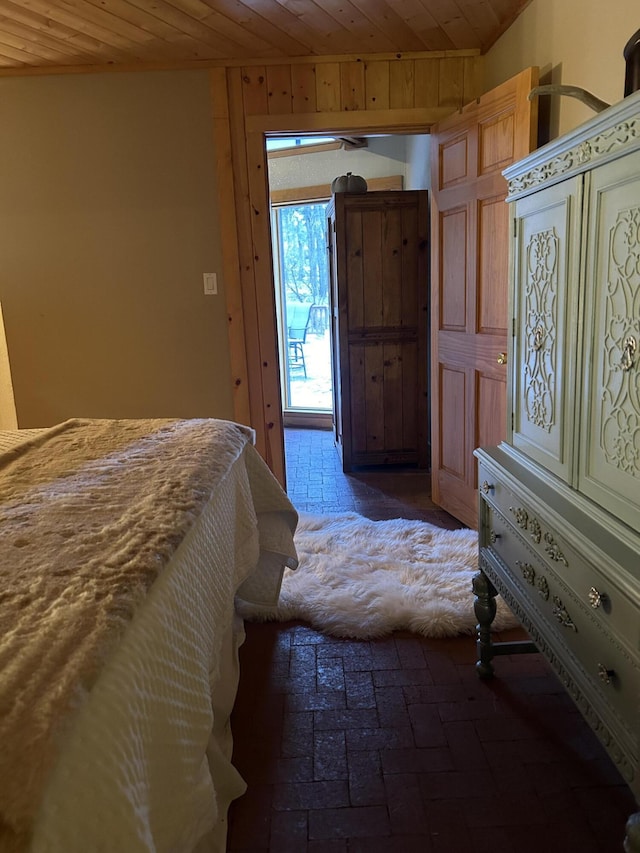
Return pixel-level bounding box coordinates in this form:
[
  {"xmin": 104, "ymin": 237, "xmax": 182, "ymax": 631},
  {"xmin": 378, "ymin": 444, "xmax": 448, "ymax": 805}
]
[{"xmin": 528, "ymin": 84, "xmax": 611, "ymax": 113}]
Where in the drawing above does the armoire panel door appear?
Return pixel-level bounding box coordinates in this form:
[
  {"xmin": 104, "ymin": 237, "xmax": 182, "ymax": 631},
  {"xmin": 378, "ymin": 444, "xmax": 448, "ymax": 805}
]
[
  {"xmin": 511, "ymin": 175, "xmax": 583, "ymax": 483},
  {"xmin": 580, "ymin": 150, "xmax": 640, "ymax": 533}
]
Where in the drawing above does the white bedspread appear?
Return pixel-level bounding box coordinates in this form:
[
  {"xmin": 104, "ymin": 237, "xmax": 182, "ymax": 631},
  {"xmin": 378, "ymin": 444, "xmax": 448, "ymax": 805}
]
[{"xmin": 0, "ymin": 421, "xmax": 298, "ymax": 852}]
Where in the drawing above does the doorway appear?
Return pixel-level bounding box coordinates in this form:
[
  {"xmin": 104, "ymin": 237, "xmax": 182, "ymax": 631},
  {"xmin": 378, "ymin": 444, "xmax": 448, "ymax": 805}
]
[{"xmin": 266, "ymin": 134, "xmax": 428, "ymax": 436}]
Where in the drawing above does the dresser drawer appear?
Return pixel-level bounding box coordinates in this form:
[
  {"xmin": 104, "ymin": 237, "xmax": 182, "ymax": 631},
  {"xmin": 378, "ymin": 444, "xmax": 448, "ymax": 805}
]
[
  {"xmin": 481, "ymin": 500, "xmax": 639, "ymax": 734},
  {"xmin": 477, "ymin": 458, "xmax": 639, "ymax": 654}
]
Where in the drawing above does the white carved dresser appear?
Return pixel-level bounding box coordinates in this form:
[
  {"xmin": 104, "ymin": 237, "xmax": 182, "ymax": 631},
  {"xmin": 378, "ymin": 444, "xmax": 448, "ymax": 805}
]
[{"xmin": 473, "ymin": 89, "xmax": 640, "ymax": 848}]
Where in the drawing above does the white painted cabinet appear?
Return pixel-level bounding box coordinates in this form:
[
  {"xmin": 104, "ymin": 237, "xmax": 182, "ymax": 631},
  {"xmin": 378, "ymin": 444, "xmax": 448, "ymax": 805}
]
[{"xmin": 474, "ymin": 89, "xmax": 640, "ymax": 849}]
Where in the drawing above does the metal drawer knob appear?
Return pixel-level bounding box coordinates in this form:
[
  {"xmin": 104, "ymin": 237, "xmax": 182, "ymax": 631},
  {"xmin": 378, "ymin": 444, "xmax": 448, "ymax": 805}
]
[
  {"xmin": 489, "ymin": 530, "xmax": 500, "ymax": 544},
  {"xmin": 497, "ymin": 352, "xmax": 507, "ymax": 365},
  {"xmin": 597, "ymin": 664, "xmax": 615, "ymax": 685},
  {"xmin": 481, "ymin": 480, "xmax": 494, "ymax": 494},
  {"xmin": 588, "ymin": 587, "xmax": 608, "ymax": 609}
]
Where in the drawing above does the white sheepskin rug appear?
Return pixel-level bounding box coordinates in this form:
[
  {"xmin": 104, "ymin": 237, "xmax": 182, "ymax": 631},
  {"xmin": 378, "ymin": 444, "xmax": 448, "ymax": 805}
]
[{"xmin": 238, "ymin": 511, "xmax": 519, "ymax": 639}]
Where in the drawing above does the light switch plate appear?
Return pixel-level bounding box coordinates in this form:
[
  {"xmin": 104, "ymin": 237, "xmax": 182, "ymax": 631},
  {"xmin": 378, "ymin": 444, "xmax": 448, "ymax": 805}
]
[{"xmin": 203, "ymin": 273, "xmax": 217, "ymax": 295}]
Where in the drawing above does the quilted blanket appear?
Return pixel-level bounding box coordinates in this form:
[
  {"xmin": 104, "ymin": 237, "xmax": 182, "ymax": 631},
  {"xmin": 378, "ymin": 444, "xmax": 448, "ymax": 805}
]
[{"xmin": 0, "ymin": 417, "xmax": 292, "ymax": 849}]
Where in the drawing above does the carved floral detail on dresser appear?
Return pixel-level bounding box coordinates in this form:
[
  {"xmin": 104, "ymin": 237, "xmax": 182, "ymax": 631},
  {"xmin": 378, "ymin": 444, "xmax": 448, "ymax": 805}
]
[
  {"xmin": 536, "ymin": 575, "xmax": 550, "ymax": 601},
  {"xmin": 524, "ymin": 229, "xmax": 558, "ymax": 432},
  {"xmin": 509, "ymin": 506, "xmax": 543, "ymax": 545},
  {"xmin": 507, "ymin": 116, "xmax": 640, "ymax": 195},
  {"xmin": 552, "ymin": 595, "xmax": 577, "ymax": 631},
  {"xmin": 511, "ymin": 506, "xmax": 528, "ymax": 528},
  {"xmin": 600, "ymin": 206, "xmax": 640, "ymax": 478},
  {"xmin": 543, "ymin": 532, "xmax": 569, "ymax": 566},
  {"xmin": 528, "ymin": 517, "xmax": 542, "ymax": 544},
  {"xmin": 515, "ymin": 559, "xmax": 536, "ymax": 585},
  {"xmin": 514, "ymin": 559, "xmax": 550, "ymax": 601}
]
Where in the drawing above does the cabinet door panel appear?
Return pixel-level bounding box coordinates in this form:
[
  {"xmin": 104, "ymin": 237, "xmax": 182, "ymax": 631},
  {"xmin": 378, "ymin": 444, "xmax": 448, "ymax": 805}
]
[
  {"xmin": 440, "ymin": 207, "xmax": 468, "ymax": 330},
  {"xmin": 478, "ymin": 196, "xmax": 509, "ymax": 334},
  {"xmin": 477, "ymin": 371, "xmax": 506, "ymax": 450},
  {"xmin": 439, "ymin": 365, "xmax": 467, "ymax": 477},
  {"xmin": 331, "ymin": 191, "xmax": 429, "ymax": 470},
  {"xmin": 580, "ymin": 151, "xmax": 640, "ymax": 533},
  {"xmin": 511, "ymin": 176, "xmax": 582, "ymax": 483}
]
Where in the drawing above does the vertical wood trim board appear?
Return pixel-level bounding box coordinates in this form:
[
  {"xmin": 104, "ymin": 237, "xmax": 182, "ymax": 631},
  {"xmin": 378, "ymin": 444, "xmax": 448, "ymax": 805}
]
[
  {"xmin": 226, "ymin": 67, "xmax": 272, "ymax": 463},
  {"xmin": 210, "ymin": 67, "xmax": 251, "ymax": 428}
]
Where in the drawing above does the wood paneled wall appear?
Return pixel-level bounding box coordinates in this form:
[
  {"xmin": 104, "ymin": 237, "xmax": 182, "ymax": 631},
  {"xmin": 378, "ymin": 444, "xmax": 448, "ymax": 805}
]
[
  {"xmin": 240, "ymin": 53, "xmax": 480, "ymax": 118},
  {"xmin": 213, "ymin": 51, "xmax": 482, "ymax": 485}
]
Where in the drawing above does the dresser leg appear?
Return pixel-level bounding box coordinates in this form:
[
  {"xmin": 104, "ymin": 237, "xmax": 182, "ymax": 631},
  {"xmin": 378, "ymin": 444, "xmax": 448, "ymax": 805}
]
[
  {"xmin": 473, "ymin": 570, "xmax": 497, "ymax": 679},
  {"xmin": 625, "ymin": 812, "xmax": 640, "ymax": 853}
]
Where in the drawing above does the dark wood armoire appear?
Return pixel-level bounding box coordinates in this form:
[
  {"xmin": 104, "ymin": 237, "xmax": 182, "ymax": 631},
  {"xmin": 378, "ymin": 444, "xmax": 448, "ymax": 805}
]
[{"xmin": 327, "ymin": 189, "xmax": 429, "ymax": 472}]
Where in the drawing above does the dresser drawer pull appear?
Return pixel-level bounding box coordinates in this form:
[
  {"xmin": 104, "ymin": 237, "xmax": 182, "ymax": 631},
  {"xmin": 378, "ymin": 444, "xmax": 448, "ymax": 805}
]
[
  {"xmin": 489, "ymin": 530, "xmax": 501, "ymax": 544},
  {"xmin": 597, "ymin": 664, "xmax": 615, "ymax": 685},
  {"xmin": 588, "ymin": 587, "xmax": 608, "ymax": 609},
  {"xmin": 552, "ymin": 596, "xmax": 577, "ymax": 631},
  {"xmin": 481, "ymin": 480, "xmax": 494, "ymax": 494}
]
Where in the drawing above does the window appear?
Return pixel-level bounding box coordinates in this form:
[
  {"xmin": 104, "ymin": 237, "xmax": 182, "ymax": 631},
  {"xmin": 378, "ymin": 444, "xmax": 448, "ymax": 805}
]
[
  {"xmin": 271, "ymin": 201, "xmax": 332, "ymax": 413},
  {"xmin": 266, "ymin": 136, "xmax": 336, "ymax": 153}
]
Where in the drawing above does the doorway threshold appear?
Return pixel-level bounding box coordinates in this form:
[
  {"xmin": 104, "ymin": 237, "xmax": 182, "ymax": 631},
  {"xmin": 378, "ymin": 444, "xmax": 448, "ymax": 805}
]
[{"xmin": 283, "ymin": 410, "xmax": 332, "ymax": 430}]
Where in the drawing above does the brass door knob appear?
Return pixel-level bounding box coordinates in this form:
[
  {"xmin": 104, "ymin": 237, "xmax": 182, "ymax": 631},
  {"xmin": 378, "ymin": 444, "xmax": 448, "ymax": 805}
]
[{"xmin": 497, "ymin": 352, "xmax": 507, "ymax": 365}]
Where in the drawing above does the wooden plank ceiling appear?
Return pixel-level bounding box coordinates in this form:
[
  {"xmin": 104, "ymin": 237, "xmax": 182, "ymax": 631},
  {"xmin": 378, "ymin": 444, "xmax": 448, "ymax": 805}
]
[{"xmin": 0, "ymin": 0, "xmax": 531, "ymax": 72}]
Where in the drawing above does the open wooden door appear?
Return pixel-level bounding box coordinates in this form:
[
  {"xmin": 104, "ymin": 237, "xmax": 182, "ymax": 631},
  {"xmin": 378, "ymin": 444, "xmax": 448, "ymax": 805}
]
[
  {"xmin": 328, "ymin": 190, "xmax": 429, "ymax": 471},
  {"xmin": 430, "ymin": 67, "xmax": 539, "ymax": 528}
]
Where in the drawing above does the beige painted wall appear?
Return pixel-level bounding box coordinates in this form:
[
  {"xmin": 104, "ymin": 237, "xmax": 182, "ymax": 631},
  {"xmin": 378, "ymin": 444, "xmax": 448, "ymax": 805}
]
[
  {"xmin": 485, "ymin": 0, "xmax": 638, "ymax": 137},
  {"xmin": 0, "ymin": 70, "xmax": 233, "ymax": 427}
]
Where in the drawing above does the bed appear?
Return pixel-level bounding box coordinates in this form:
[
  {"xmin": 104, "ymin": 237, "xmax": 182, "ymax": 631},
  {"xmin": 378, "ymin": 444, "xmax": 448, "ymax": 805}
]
[{"xmin": 0, "ymin": 417, "xmax": 298, "ymax": 853}]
